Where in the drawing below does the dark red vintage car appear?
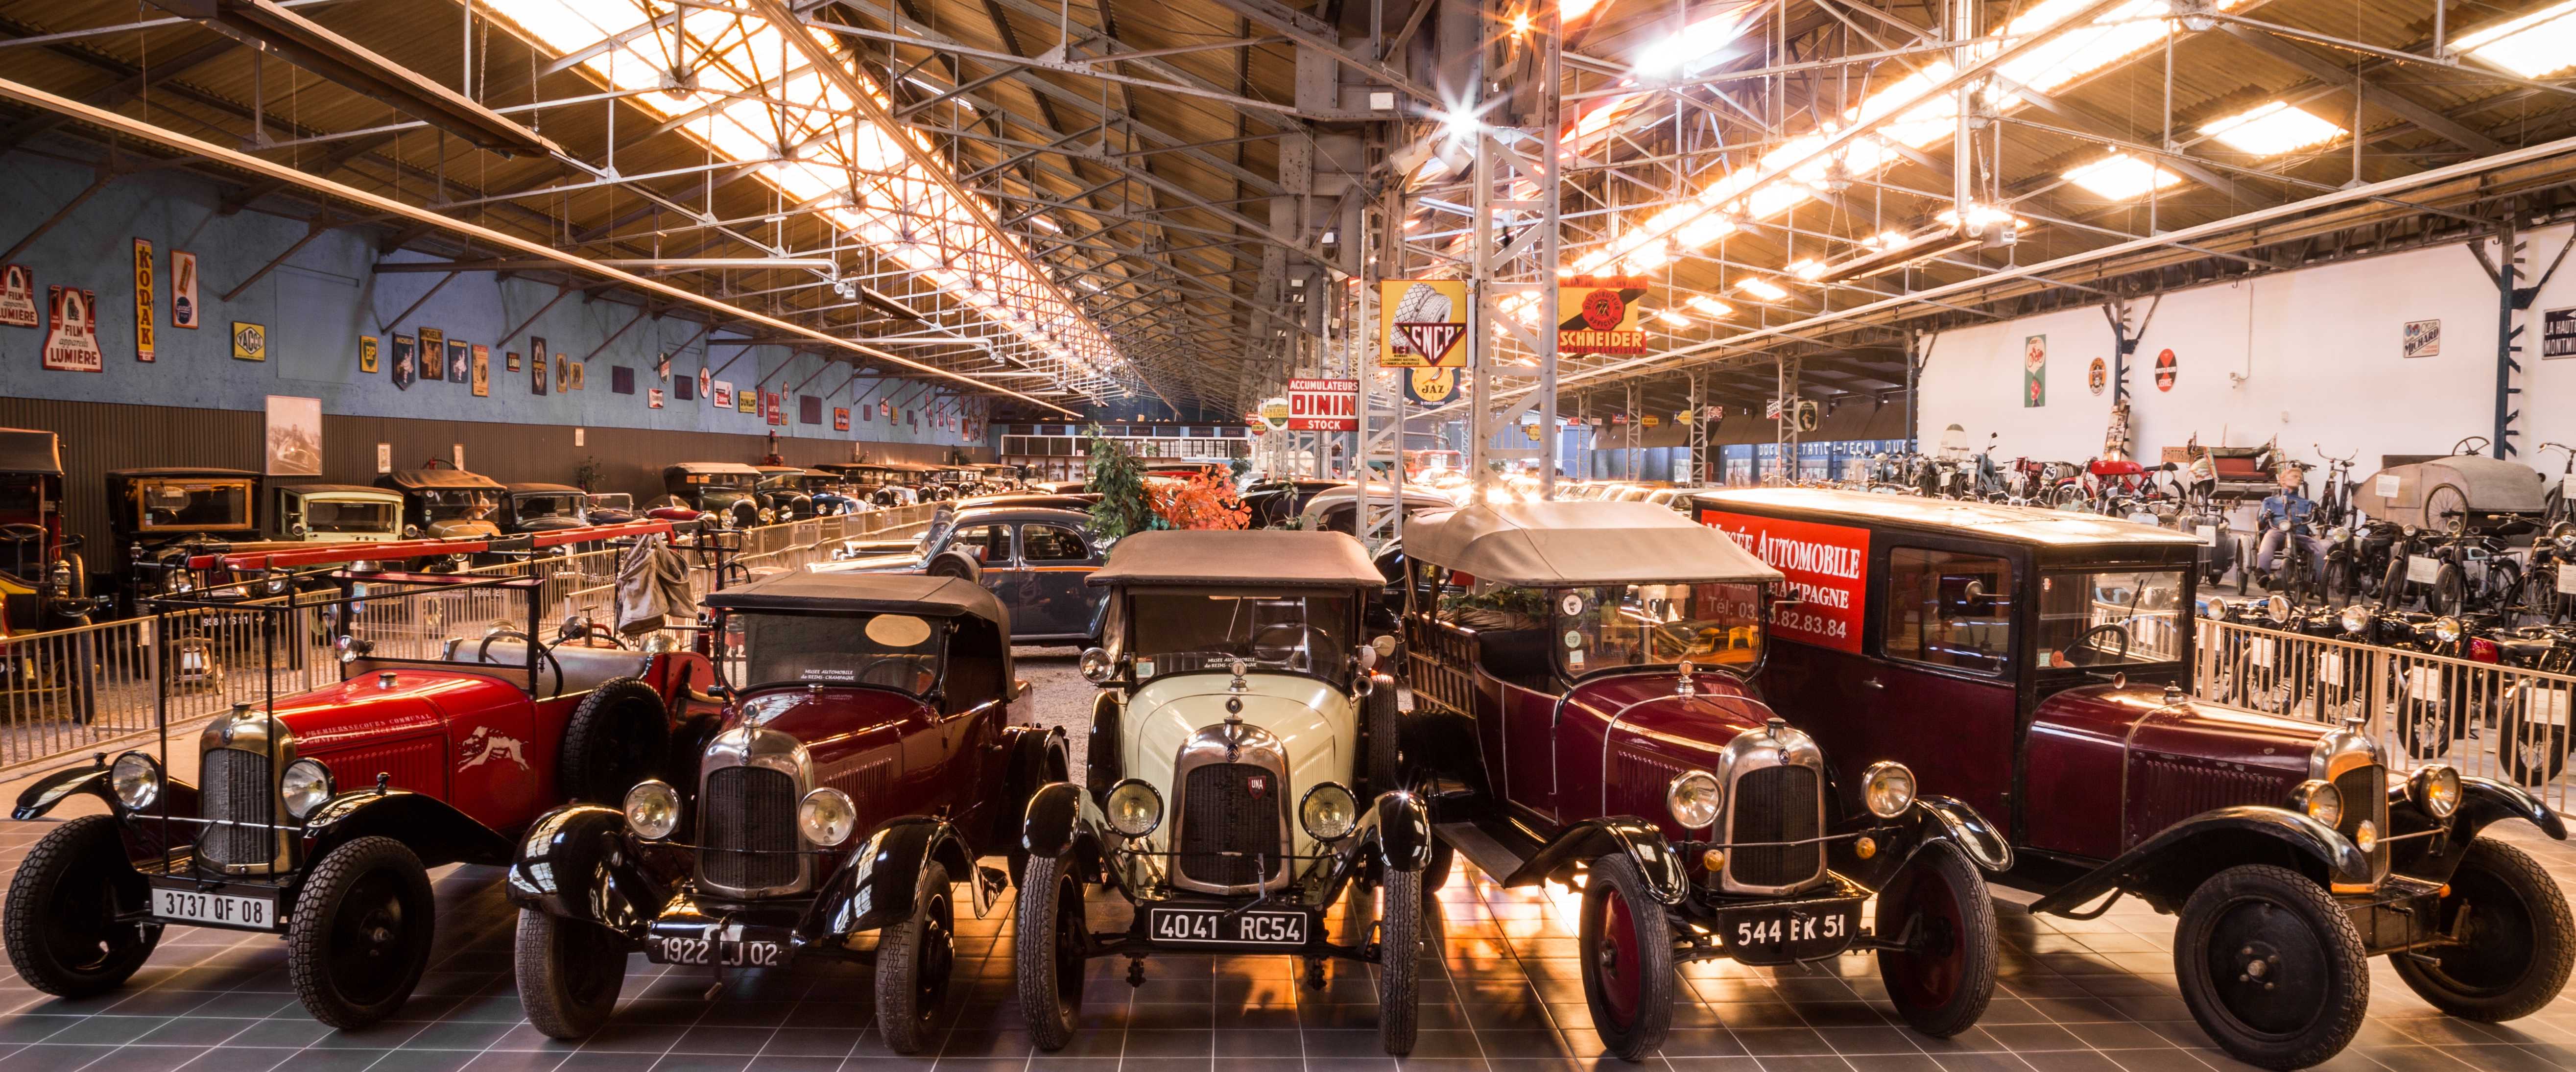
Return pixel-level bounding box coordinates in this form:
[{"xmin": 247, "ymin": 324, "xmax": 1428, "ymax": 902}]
[
  {"xmin": 1400, "ymin": 501, "xmax": 2013, "ymax": 1060},
  {"xmin": 506, "ymin": 570, "xmax": 1065, "ymax": 1052},
  {"xmin": 3, "ymin": 520, "xmax": 717, "ymax": 1028},
  {"xmin": 1693, "ymin": 488, "xmax": 2574, "ymax": 1070}
]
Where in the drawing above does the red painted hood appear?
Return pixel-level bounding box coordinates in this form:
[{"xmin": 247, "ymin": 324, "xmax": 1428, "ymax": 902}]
[
  {"xmin": 272, "ymin": 669, "xmax": 522, "ymax": 749},
  {"xmin": 2035, "ymin": 683, "xmax": 2322, "ymax": 777},
  {"xmin": 731, "ymin": 685, "xmax": 927, "ymax": 767},
  {"xmin": 1570, "ymin": 670, "xmax": 1770, "ymax": 760}
]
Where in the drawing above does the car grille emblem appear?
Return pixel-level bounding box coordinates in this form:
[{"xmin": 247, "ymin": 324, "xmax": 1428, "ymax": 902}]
[{"xmin": 1246, "ymin": 775, "xmax": 1268, "ymax": 800}]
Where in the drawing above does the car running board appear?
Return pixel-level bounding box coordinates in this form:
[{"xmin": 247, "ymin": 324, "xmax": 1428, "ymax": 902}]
[{"xmin": 1433, "ymin": 820, "xmax": 1529, "ymax": 886}]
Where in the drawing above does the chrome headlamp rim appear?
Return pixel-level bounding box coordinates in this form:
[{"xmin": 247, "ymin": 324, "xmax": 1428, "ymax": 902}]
[
  {"xmin": 280, "ymin": 758, "xmax": 334, "ymax": 820},
  {"xmin": 2408, "ymin": 763, "xmax": 2462, "ymax": 818},
  {"xmin": 1298, "ymin": 781, "xmax": 1359, "ymax": 841},
  {"xmin": 798, "ymin": 786, "xmax": 857, "ymax": 847},
  {"xmin": 623, "ymin": 779, "xmax": 682, "ymax": 839},
  {"xmin": 2338, "ymin": 604, "xmax": 2371, "ymax": 635},
  {"xmin": 1862, "ymin": 760, "xmax": 1917, "ymax": 819},
  {"xmin": 1665, "ymin": 769, "xmax": 1722, "ymax": 830},
  {"xmin": 2202, "ymin": 596, "xmax": 2228, "ymax": 619},
  {"xmin": 109, "ymin": 751, "xmax": 161, "ymax": 811},
  {"xmin": 2290, "ymin": 778, "xmax": 2344, "ymax": 828},
  {"xmin": 1103, "ymin": 778, "xmax": 1164, "ymax": 838},
  {"xmin": 2433, "ymin": 616, "xmax": 2463, "ymax": 643}
]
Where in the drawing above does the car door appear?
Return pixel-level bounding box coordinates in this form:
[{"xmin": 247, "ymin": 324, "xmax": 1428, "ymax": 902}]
[
  {"xmin": 1850, "ymin": 543, "xmax": 2023, "ymax": 827},
  {"xmin": 1015, "ymin": 523, "xmax": 1095, "ymax": 639}
]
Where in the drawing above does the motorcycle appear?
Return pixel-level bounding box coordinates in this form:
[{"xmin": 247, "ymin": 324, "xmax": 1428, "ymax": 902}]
[
  {"xmin": 2519, "ymin": 523, "xmax": 2576, "ymax": 623},
  {"xmin": 2200, "ymin": 595, "xmax": 2300, "ymax": 714},
  {"xmin": 2493, "ymin": 623, "xmax": 2576, "ymax": 786}
]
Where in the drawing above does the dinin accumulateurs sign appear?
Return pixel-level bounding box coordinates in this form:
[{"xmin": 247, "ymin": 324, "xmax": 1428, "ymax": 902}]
[{"xmin": 1287, "ymin": 379, "xmax": 1358, "ymax": 431}]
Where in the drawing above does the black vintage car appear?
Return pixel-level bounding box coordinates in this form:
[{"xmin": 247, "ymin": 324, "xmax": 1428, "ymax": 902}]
[
  {"xmin": 377, "ymin": 466, "xmax": 503, "ymax": 541},
  {"xmin": 509, "ymin": 570, "xmax": 1065, "ymax": 1050},
  {"xmin": 658, "ymin": 462, "xmax": 766, "ymax": 527},
  {"xmin": 751, "ymin": 465, "xmax": 820, "ymax": 520},
  {"xmin": 0, "ymin": 429, "xmax": 88, "ymax": 632},
  {"xmin": 105, "ymin": 468, "xmax": 263, "ymax": 616},
  {"xmin": 500, "ymin": 483, "xmax": 591, "ymax": 535},
  {"xmin": 827, "ymin": 506, "xmax": 1108, "ymax": 644}
]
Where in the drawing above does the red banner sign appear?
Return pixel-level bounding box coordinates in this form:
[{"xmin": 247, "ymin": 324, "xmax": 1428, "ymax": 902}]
[
  {"xmin": 1287, "ymin": 378, "xmax": 1358, "ymax": 430},
  {"xmin": 1693, "ymin": 509, "xmax": 1869, "ymax": 653}
]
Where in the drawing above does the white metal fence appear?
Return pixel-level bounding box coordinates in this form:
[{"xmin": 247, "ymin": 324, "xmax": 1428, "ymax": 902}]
[
  {"xmin": 0, "ymin": 504, "xmax": 939, "ymax": 774},
  {"xmin": 2194, "ymin": 618, "xmax": 2576, "ymax": 811}
]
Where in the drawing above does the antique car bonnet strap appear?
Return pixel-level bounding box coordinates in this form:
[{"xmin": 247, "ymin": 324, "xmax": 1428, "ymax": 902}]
[{"xmin": 188, "ymin": 518, "xmax": 681, "ymax": 571}]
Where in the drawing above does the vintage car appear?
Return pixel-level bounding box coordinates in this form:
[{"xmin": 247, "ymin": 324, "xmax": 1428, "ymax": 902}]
[
  {"xmin": 812, "ymin": 462, "xmax": 921, "ymax": 507},
  {"xmin": 1401, "ymin": 501, "xmax": 2009, "ymax": 1058},
  {"xmin": 377, "ymin": 465, "xmax": 504, "ymax": 541},
  {"xmin": 498, "ymin": 483, "xmax": 592, "ymax": 535},
  {"xmin": 1242, "ymin": 477, "xmax": 1344, "ymax": 528},
  {"xmin": 272, "ymin": 484, "xmax": 406, "ymax": 545},
  {"xmin": 506, "ymin": 569, "xmax": 1064, "ymax": 1049},
  {"xmin": 583, "ymin": 492, "xmax": 639, "ymax": 525},
  {"xmin": 1297, "ymin": 484, "xmax": 1456, "ymax": 535},
  {"xmin": 0, "ymin": 428, "xmax": 93, "ymax": 632},
  {"xmin": 2353, "ymin": 437, "xmax": 2550, "ymax": 536},
  {"xmin": 751, "ymin": 465, "xmax": 821, "ymax": 520},
  {"xmin": 658, "ymin": 462, "xmax": 767, "ymax": 527},
  {"xmin": 826, "ymin": 505, "xmax": 1108, "ymax": 644},
  {"xmin": 2, "ymin": 520, "xmax": 716, "ymax": 1027},
  {"xmin": 1693, "ymin": 487, "xmax": 2574, "ymax": 1069},
  {"xmin": 104, "ymin": 468, "xmax": 263, "ymax": 617},
  {"xmin": 1016, "ymin": 530, "xmax": 1428, "ymax": 1055}
]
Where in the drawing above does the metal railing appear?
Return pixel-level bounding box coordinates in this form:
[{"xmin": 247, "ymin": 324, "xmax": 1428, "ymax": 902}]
[
  {"xmin": 0, "ymin": 504, "xmax": 941, "ymax": 775},
  {"xmin": 2194, "ymin": 617, "xmax": 2576, "ymax": 812}
]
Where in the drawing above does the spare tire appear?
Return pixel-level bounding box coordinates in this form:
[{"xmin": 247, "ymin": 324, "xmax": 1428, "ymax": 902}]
[
  {"xmin": 557, "ymin": 677, "xmax": 671, "ymax": 803},
  {"xmin": 927, "ymin": 554, "xmax": 980, "ymax": 583}
]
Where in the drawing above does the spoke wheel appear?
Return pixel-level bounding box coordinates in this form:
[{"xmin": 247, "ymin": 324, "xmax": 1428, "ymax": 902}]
[
  {"xmin": 2173, "ymin": 864, "xmax": 2368, "ymax": 1071},
  {"xmin": 1578, "ymin": 853, "xmax": 1672, "ymax": 1061},
  {"xmin": 287, "ymin": 836, "xmax": 435, "ymax": 1028},
  {"xmin": 1876, "ymin": 841, "xmax": 1998, "ymax": 1038},
  {"xmin": 2393, "ymin": 837, "xmax": 2576, "ymax": 1021},
  {"xmin": 2, "ymin": 815, "xmax": 157, "ymax": 998}
]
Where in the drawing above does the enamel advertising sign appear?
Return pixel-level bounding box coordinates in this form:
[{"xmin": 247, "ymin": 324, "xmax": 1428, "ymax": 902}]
[
  {"xmin": 132, "ymin": 239, "xmax": 155, "ymax": 362},
  {"xmin": 1557, "ymin": 275, "xmax": 1648, "ymax": 355},
  {"xmin": 1380, "ymin": 279, "xmax": 1467, "ymax": 368},
  {"xmin": 1693, "ymin": 508, "xmax": 1870, "ymax": 654},
  {"xmin": 42, "ymin": 286, "xmax": 101, "ymax": 372},
  {"xmin": 1287, "ymin": 378, "xmax": 1358, "ymax": 431},
  {"xmin": 0, "ymin": 264, "xmax": 36, "ymax": 328},
  {"xmin": 170, "ymin": 252, "xmax": 198, "ymax": 329}
]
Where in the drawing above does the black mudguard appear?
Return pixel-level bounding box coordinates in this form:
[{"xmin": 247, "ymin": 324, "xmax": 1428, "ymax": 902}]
[
  {"xmin": 2389, "ymin": 776, "xmax": 2565, "ymax": 882},
  {"xmin": 1022, "ymin": 781, "xmax": 1095, "ymax": 860},
  {"xmin": 14, "ymin": 763, "xmax": 115, "ymax": 820},
  {"xmin": 2026, "ymin": 805, "xmax": 2369, "ymax": 917},
  {"xmin": 1498, "ymin": 816, "xmax": 1689, "ymax": 905},
  {"xmin": 994, "ymin": 725, "xmax": 1070, "ymax": 851},
  {"xmin": 810, "ymin": 816, "xmax": 986, "ymax": 941},
  {"xmin": 301, "ymin": 789, "xmax": 515, "ymax": 869},
  {"xmin": 505, "ymin": 804, "xmax": 664, "ymax": 933},
  {"xmin": 1355, "ymin": 790, "xmax": 1431, "ymax": 872},
  {"xmin": 1831, "ymin": 795, "xmax": 2014, "ymax": 891}
]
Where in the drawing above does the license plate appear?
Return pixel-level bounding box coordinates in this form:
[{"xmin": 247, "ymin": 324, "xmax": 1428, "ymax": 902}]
[
  {"xmin": 2319, "ymin": 651, "xmax": 2344, "ymax": 686},
  {"xmin": 2407, "ymin": 555, "xmax": 2440, "ymax": 584},
  {"xmin": 644, "ymin": 929, "xmax": 787, "ymax": 968},
  {"xmin": 150, "ymin": 882, "xmax": 275, "ymax": 930},
  {"xmin": 1148, "ymin": 906, "xmax": 1309, "ymax": 948},
  {"xmin": 1717, "ymin": 899, "xmax": 1860, "ymax": 966}
]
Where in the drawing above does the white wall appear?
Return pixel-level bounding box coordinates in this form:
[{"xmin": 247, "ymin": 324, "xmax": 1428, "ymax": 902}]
[{"xmin": 1920, "ymin": 225, "xmax": 2576, "ymax": 474}]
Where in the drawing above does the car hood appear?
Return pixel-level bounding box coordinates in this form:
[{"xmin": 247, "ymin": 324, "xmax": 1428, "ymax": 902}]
[
  {"xmin": 1565, "ymin": 670, "xmax": 1772, "ymax": 774},
  {"xmin": 1121, "ymin": 671, "xmax": 1357, "ymax": 860},
  {"xmin": 511, "ymin": 517, "xmax": 588, "ymax": 532},
  {"xmin": 730, "ymin": 686, "xmax": 931, "ymax": 767},
  {"xmin": 426, "ymin": 519, "xmax": 501, "ymax": 540},
  {"xmin": 2036, "ymin": 683, "xmax": 2324, "ymax": 779}
]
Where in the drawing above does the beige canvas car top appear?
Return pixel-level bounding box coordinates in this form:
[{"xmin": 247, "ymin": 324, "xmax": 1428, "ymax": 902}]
[
  {"xmin": 1697, "ymin": 487, "xmax": 2204, "ymax": 547},
  {"xmin": 1407, "ymin": 501, "xmax": 1785, "ymax": 587},
  {"xmin": 1089, "ymin": 529, "xmax": 1381, "ymax": 589}
]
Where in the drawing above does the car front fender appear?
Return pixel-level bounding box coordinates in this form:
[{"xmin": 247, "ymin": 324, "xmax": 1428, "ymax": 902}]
[
  {"xmin": 2025, "ymin": 806, "xmax": 2369, "ymax": 917},
  {"xmin": 13, "ymin": 763, "xmax": 114, "ymax": 820},
  {"xmin": 1022, "ymin": 781, "xmax": 1096, "ymax": 862},
  {"xmin": 1909, "ymin": 795, "xmax": 2014, "ymax": 872},
  {"xmin": 505, "ymin": 804, "xmax": 661, "ymax": 932},
  {"xmin": 2454, "ymin": 776, "xmax": 2565, "ymax": 840},
  {"xmin": 1830, "ymin": 795, "xmax": 2013, "ymax": 891},
  {"xmin": 1356, "ymin": 790, "xmax": 1431, "ymax": 872},
  {"xmin": 997, "ymin": 725, "xmax": 1071, "ymax": 847},
  {"xmin": 811, "ymin": 817, "xmax": 985, "ymax": 940},
  {"xmin": 1499, "ymin": 816, "xmax": 1688, "ymax": 905},
  {"xmin": 302, "ymin": 789, "xmax": 515, "ymax": 869}
]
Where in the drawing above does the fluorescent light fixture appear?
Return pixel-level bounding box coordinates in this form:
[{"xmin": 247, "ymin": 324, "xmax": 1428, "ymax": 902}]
[
  {"xmin": 1622, "ymin": 240, "xmax": 1670, "ymax": 272},
  {"xmin": 1655, "ymin": 310, "xmax": 1692, "ymax": 328},
  {"xmin": 1633, "ymin": 9, "xmax": 1754, "ymax": 76},
  {"xmin": 2061, "ymin": 152, "xmax": 2186, "ymax": 200},
  {"xmin": 2453, "ymin": 0, "xmax": 2576, "ymax": 77},
  {"xmin": 1936, "ymin": 204, "xmax": 2030, "ymax": 231},
  {"xmin": 1685, "ymin": 295, "xmax": 1735, "ymax": 318},
  {"xmin": 1736, "ymin": 278, "xmax": 1791, "ymax": 301},
  {"xmin": 1562, "ymin": 0, "xmax": 1605, "ymax": 20},
  {"xmin": 2198, "ymin": 101, "xmax": 2346, "ymax": 156},
  {"xmin": 1785, "ymin": 259, "xmax": 1827, "ymax": 281}
]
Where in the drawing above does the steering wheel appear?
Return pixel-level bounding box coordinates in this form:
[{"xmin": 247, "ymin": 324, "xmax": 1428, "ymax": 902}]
[
  {"xmin": 1249, "ymin": 622, "xmax": 1323, "ymax": 669},
  {"xmin": 854, "ymin": 657, "xmax": 936, "ymax": 693},
  {"xmin": 477, "ymin": 628, "xmax": 566, "ymax": 698},
  {"xmin": 2453, "ymin": 435, "xmax": 2491, "ymax": 456},
  {"xmin": 2064, "ymin": 623, "xmax": 2131, "ymax": 667}
]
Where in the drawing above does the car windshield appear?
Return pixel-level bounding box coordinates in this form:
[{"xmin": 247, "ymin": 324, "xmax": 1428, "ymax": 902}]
[
  {"xmin": 422, "ymin": 489, "xmax": 498, "ymax": 521},
  {"xmin": 1553, "ymin": 583, "xmax": 1766, "ymax": 676},
  {"xmin": 513, "ymin": 494, "xmax": 583, "ymax": 520},
  {"xmin": 736, "ymin": 610, "xmax": 947, "ymax": 694},
  {"xmin": 2037, "ymin": 569, "xmax": 2188, "ymax": 668},
  {"xmin": 306, "ymin": 499, "xmax": 397, "ymax": 534},
  {"xmin": 1127, "ymin": 591, "xmax": 1355, "ymax": 685},
  {"xmin": 588, "ymin": 493, "xmax": 632, "ymax": 510},
  {"xmin": 690, "ymin": 473, "xmax": 755, "ymax": 491},
  {"xmin": 137, "ymin": 479, "xmax": 252, "ymax": 529},
  {"xmin": 758, "ymin": 474, "xmax": 802, "ymax": 492}
]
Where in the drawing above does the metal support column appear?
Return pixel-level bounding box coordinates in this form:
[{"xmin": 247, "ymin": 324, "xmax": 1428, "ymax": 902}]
[{"xmin": 1773, "ymin": 355, "xmax": 1801, "ymax": 485}]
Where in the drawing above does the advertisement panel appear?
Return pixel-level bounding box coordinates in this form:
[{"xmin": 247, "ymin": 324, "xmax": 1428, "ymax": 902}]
[
  {"xmin": 132, "ymin": 239, "xmax": 154, "ymax": 362},
  {"xmin": 1693, "ymin": 508, "xmax": 1870, "ymax": 654},
  {"xmin": 1380, "ymin": 279, "xmax": 1467, "ymax": 368},
  {"xmin": 1258, "ymin": 397, "xmax": 1291, "ymax": 431},
  {"xmin": 42, "ymin": 287, "xmax": 101, "ymax": 372},
  {"xmin": 1287, "ymin": 378, "xmax": 1358, "ymax": 430},
  {"xmin": 1557, "ymin": 275, "xmax": 1648, "ymax": 355}
]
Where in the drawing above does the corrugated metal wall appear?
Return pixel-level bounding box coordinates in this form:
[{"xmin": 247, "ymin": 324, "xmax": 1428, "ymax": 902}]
[{"xmin": 0, "ymin": 398, "xmax": 992, "ymax": 557}]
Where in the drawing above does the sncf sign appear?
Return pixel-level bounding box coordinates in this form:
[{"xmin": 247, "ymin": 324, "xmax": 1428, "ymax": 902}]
[
  {"xmin": 1694, "ymin": 509, "xmax": 1870, "ymax": 654},
  {"xmin": 1287, "ymin": 378, "xmax": 1359, "ymax": 431}
]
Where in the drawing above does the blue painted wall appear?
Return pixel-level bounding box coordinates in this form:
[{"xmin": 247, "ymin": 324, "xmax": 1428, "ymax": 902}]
[{"xmin": 0, "ymin": 151, "xmax": 985, "ymax": 448}]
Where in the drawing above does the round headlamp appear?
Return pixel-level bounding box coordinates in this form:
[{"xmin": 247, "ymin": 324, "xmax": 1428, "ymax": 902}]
[
  {"xmin": 2201, "ymin": 597, "xmax": 2227, "ymax": 619},
  {"xmin": 2353, "ymin": 819, "xmax": 2378, "ymax": 853},
  {"xmin": 2265, "ymin": 595, "xmax": 2291, "ymax": 621},
  {"xmin": 2339, "ymin": 604, "xmax": 2371, "ymax": 636},
  {"xmin": 281, "ymin": 758, "xmax": 334, "ymax": 820},
  {"xmin": 1863, "ymin": 761, "xmax": 1917, "ymax": 818},
  {"xmin": 2402, "ymin": 524, "xmax": 2417, "ymax": 538},
  {"xmin": 1665, "ymin": 770, "xmax": 1722, "ymax": 830},
  {"xmin": 2327, "ymin": 525, "xmax": 2351, "ymax": 545},
  {"xmin": 1104, "ymin": 779, "xmax": 1164, "ymax": 838},
  {"xmin": 1078, "ymin": 647, "xmax": 1115, "ymax": 684},
  {"xmin": 109, "ymin": 752, "xmax": 161, "ymax": 810},
  {"xmin": 2434, "ymin": 616, "xmax": 2462, "ymax": 643},
  {"xmin": 2409, "ymin": 763, "xmax": 2461, "ymax": 818},
  {"xmin": 263, "ymin": 570, "xmax": 291, "ymax": 596},
  {"xmin": 2291, "ymin": 779, "xmax": 2343, "ymax": 828},
  {"xmin": 1299, "ymin": 782, "xmax": 1359, "ymax": 841},
  {"xmin": 799, "ymin": 787, "xmax": 857, "ymax": 847},
  {"xmin": 759, "ymin": 508, "xmax": 777, "ymax": 524},
  {"xmin": 623, "ymin": 779, "xmax": 681, "ymax": 839}
]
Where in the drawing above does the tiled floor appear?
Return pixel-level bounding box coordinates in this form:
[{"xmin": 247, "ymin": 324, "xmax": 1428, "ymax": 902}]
[{"xmin": 0, "ymin": 652, "xmax": 2571, "ymax": 1072}]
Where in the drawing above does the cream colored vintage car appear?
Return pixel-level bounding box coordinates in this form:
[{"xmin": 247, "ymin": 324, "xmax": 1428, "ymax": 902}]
[{"xmin": 1014, "ymin": 529, "xmax": 1428, "ymax": 1056}]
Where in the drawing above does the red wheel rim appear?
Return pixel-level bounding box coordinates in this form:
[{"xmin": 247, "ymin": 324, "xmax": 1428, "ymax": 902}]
[
  {"xmin": 1597, "ymin": 885, "xmax": 1643, "ymax": 1026},
  {"xmin": 1884, "ymin": 865, "xmax": 1964, "ymax": 1010}
]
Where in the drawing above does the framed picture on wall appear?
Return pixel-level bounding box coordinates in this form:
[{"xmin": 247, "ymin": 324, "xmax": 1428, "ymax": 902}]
[
  {"xmin": 418, "ymin": 328, "xmax": 443, "ymax": 379},
  {"xmin": 470, "ymin": 344, "xmax": 490, "ymax": 397},
  {"xmin": 391, "ymin": 334, "xmax": 416, "ymax": 390},
  {"xmin": 2404, "ymin": 319, "xmax": 2442, "ymax": 358},
  {"xmin": 506, "ymin": 349, "xmax": 522, "ymax": 373},
  {"xmin": 446, "ymin": 338, "xmax": 468, "ymax": 383},
  {"xmin": 569, "ymin": 361, "xmax": 585, "ymax": 390},
  {"xmin": 611, "ymin": 365, "xmax": 634, "ymax": 394},
  {"xmin": 555, "ymin": 355, "xmax": 569, "ymax": 393},
  {"xmin": 264, "ymin": 395, "xmax": 322, "ymax": 476},
  {"xmin": 359, "ymin": 335, "xmax": 379, "ymax": 374},
  {"xmin": 531, "ymin": 336, "xmax": 549, "ymax": 395}
]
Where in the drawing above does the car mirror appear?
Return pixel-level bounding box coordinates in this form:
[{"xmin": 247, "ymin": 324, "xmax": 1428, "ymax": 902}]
[{"xmin": 1355, "ymin": 644, "xmax": 1377, "ymax": 672}]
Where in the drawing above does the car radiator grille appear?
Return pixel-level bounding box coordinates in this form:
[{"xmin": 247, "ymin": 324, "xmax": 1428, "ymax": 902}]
[
  {"xmin": 1177, "ymin": 762, "xmax": 1285, "ymax": 889},
  {"xmin": 699, "ymin": 766, "xmax": 800, "ymax": 893},
  {"xmin": 197, "ymin": 748, "xmax": 275, "ymax": 868},
  {"xmin": 1728, "ymin": 765, "xmax": 1822, "ymax": 888},
  {"xmin": 2334, "ymin": 764, "xmax": 2389, "ymax": 877}
]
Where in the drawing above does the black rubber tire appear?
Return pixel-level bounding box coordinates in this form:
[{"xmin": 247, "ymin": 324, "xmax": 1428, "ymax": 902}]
[
  {"xmin": 1015, "ymin": 851, "xmax": 1085, "ymax": 1051},
  {"xmin": 1421, "ymin": 837, "xmax": 1455, "ymax": 900},
  {"xmin": 287, "ymin": 836, "xmax": 436, "ymax": 1029},
  {"xmin": 2172, "ymin": 864, "xmax": 2369, "ymax": 1071},
  {"xmin": 556, "ymin": 677, "xmax": 670, "ymax": 804},
  {"xmin": 1876, "ymin": 841, "xmax": 1999, "ymax": 1038},
  {"xmin": 2384, "ymin": 555, "xmax": 2413, "ymax": 610},
  {"xmin": 2395, "ymin": 667, "xmax": 2456, "ymax": 761},
  {"xmin": 1377, "ymin": 866, "xmax": 1422, "ymax": 1055},
  {"xmin": 515, "ymin": 908, "xmax": 628, "ymax": 1040},
  {"xmin": 1365, "ymin": 675, "xmax": 1400, "ymax": 799},
  {"xmin": 2489, "ymin": 559, "xmax": 2524, "ymax": 616},
  {"xmin": 2432, "ymin": 564, "xmax": 2466, "ymax": 617},
  {"xmin": 3, "ymin": 815, "xmax": 158, "ymax": 998},
  {"xmin": 877, "ymin": 861, "xmax": 957, "ymax": 1054},
  {"xmin": 2502, "ymin": 697, "xmax": 2570, "ymax": 787},
  {"xmin": 2392, "ymin": 837, "xmax": 2576, "ymax": 1021},
  {"xmin": 1579, "ymin": 853, "xmax": 1674, "ymax": 1062}
]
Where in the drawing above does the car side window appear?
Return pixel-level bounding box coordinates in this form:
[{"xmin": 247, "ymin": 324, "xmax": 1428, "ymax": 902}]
[
  {"xmin": 1020, "ymin": 524, "xmax": 1088, "ymax": 562},
  {"xmin": 1883, "ymin": 548, "xmax": 2013, "ymax": 674}
]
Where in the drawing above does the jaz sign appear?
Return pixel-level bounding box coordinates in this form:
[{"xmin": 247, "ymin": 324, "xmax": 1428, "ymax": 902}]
[
  {"xmin": 1693, "ymin": 509, "xmax": 1870, "ymax": 654},
  {"xmin": 1287, "ymin": 378, "xmax": 1359, "ymax": 431}
]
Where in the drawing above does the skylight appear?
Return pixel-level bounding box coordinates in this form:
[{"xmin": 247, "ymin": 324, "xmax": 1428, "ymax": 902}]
[
  {"xmin": 2061, "ymin": 152, "xmax": 2187, "ymax": 200},
  {"xmin": 2452, "ymin": 0, "xmax": 2576, "ymax": 77},
  {"xmin": 2198, "ymin": 101, "xmax": 2347, "ymax": 156},
  {"xmin": 482, "ymin": 0, "xmax": 1121, "ymax": 393}
]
